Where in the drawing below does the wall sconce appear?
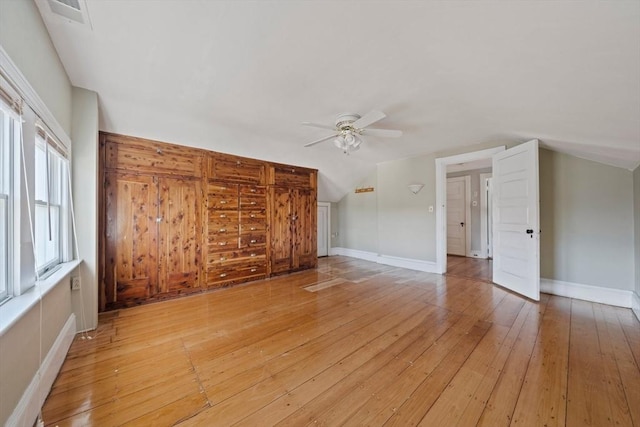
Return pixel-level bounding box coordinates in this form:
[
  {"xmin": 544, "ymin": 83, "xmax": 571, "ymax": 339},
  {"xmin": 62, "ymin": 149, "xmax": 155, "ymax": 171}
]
[{"xmin": 408, "ymin": 183, "xmax": 424, "ymax": 195}]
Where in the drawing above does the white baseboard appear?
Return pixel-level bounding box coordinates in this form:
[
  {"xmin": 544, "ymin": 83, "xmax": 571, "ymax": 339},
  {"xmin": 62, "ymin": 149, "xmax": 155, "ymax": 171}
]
[
  {"xmin": 632, "ymin": 292, "xmax": 640, "ymax": 322},
  {"xmin": 331, "ymin": 247, "xmax": 438, "ymax": 273},
  {"xmin": 331, "ymin": 247, "xmax": 379, "ymax": 263},
  {"xmin": 377, "ymin": 254, "xmax": 439, "ymax": 273},
  {"xmin": 540, "ymin": 278, "xmax": 633, "ymax": 308},
  {"xmin": 7, "ymin": 314, "xmax": 76, "ymax": 427}
]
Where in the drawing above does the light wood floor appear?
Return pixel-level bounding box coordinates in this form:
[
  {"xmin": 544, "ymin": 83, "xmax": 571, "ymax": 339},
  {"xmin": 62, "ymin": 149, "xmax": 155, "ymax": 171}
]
[
  {"xmin": 446, "ymin": 255, "xmax": 493, "ymax": 282},
  {"xmin": 42, "ymin": 256, "xmax": 640, "ymax": 426}
]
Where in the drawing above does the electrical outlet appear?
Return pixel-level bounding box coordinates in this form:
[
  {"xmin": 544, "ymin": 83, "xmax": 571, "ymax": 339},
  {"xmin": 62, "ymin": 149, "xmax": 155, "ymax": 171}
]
[{"xmin": 71, "ymin": 276, "xmax": 81, "ymax": 291}]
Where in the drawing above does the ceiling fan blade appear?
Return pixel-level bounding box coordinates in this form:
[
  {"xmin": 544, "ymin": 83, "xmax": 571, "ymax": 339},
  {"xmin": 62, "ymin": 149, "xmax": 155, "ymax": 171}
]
[
  {"xmin": 304, "ymin": 133, "xmax": 338, "ymax": 147},
  {"xmin": 362, "ymin": 128, "xmax": 403, "ymax": 138},
  {"xmin": 352, "ymin": 110, "xmax": 386, "ymax": 129},
  {"xmin": 302, "ymin": 122, "xmax": 336, "ymax": 131}
]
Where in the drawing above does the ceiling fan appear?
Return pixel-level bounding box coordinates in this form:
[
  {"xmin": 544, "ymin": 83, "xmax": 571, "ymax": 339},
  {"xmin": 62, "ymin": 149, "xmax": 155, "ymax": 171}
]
[{"xmin": 303, "ymin": 110, "xmax": 402, "ymax": 154}]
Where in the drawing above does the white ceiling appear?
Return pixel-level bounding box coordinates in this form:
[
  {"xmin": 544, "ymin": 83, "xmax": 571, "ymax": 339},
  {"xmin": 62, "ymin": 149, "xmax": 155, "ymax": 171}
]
[{"xmin": 37, "ymin": 1, "xmax": 640, "ymax": 201}]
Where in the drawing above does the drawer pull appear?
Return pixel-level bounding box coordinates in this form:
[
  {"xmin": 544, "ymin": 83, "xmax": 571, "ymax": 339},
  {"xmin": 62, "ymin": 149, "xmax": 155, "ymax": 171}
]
[
  {"xmin": 250, "ymin": 239, "xmax": 257, "ymax": 244},
  {"xmin": 220, "ymin": 214, "xmax": 226, "ymax": 218},
  {"xmin": 220, "ymin": 200, "xmax": 227, "ymax": 204},
  {"xmin": 218, "ymin": 242, "xmax": 228, "ymax": 246},
  {"xmin": 250, "ymin": 227, "xmax": 256, "ymax": 231},
  {"xmin": 236, "ymin": 161, "xmax": 241, "ymax": 165},
  {"xmin": 220, "ymin": 273, "xmax": 227, "ymax": 278},
  {"xmin": 220, "ymin": 257, "xmax": 227, "ymax": 261},
  {"xmin": 250, "ymin": 189, "xmax": 256, "ymax": 193},
  {"xmin": 250, "ymin": 253, "xmax": 256, "ymax": 257},
  {"xmin": 250, "ymin": 201, "xmax": 256, "ymax": 205},
  {"xmin": 219, "ymin": 228, "xmax": 226, "ymax": 232},
  {"xmin": 250, "ymin": 268, "xmax": 257, "ymax": 273},
  {"xmin": 250, "ymin": 214, "xmax": 255, "ymax": 218}
]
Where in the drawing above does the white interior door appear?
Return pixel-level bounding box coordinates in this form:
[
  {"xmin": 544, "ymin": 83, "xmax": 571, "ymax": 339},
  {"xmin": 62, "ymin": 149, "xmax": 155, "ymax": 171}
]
[
  {"xmin": 492, "ymin": 139, "xmax": 540, "ymax": 300},
  {"xmin": 447, "ymin": 177, "xmax": 467, "ymax": 256},
  {"xmin": 317, "ymin": 204, "xmax": 328, "ymax": 257}
]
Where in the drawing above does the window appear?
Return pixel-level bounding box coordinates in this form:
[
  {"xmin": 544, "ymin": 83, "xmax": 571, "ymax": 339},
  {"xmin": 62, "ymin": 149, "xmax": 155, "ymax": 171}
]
[
  {"xmin": 0, "ymin": 109, "xmax": 14, "ymax": 301},
  {"xmin": 34, "ymin": 129, "xmax": 68, "ymax": 276}
]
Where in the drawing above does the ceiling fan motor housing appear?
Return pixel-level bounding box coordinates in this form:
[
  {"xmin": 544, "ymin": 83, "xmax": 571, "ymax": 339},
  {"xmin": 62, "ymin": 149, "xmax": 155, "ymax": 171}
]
[{"xmin": 335, "ymin": 113, "xmax": 361, "ymax": 131}]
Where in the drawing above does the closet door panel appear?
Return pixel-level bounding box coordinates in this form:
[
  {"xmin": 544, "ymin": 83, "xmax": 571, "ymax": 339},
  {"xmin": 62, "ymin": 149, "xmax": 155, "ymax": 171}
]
[
  {"xmin": 294, "ymin": 188, "xmax": 317, "ymax": 269},
  {"xmin": 104, "ymin": 173, "xmax": 158, "ymax": 306},
  {"xmin": 269, "ymin": 187, "xmax": 293, "ymax": 274},
  {"xmin": 158, "ymin": 177, "xmax": 202, "ymax": 293}
]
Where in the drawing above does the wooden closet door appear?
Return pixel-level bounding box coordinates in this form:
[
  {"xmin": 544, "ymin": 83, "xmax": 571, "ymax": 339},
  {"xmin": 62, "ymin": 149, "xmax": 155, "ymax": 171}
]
[
  {"xmin": 293, "ymin": 188, "xmax": 317, "ymax": 269},
  {"xmin": 104, "ymin": 173, "xmax": 158, "ymax": 307},
  {"xmin": 157, "ymin": 177, "xmax": 202, "ymax": 293},
  {"xmin": 269, "ymin": 187, "xmax": 293, "ymax": 274}
]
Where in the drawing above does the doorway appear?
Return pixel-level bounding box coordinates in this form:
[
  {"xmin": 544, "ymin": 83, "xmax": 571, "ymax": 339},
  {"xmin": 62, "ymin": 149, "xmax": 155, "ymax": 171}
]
[
  {"xmin": 435, "ymin": 147, "xmax": 505, "ymax": 275},
  {"xmin": 317, "ymin": 202, "xmax": 330, "ymax": 257}
]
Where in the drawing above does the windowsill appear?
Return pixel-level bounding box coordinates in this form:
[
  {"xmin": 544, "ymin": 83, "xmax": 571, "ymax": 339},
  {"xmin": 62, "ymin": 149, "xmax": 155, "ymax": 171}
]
[{"xmin": 0, "ymin": 259, "xmax": 81, "ymax": 337}]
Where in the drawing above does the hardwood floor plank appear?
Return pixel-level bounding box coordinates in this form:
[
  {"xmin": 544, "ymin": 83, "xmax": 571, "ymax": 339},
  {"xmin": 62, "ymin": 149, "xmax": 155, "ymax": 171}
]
[
  {"xmin": 40, "ymin": 256, "xmax": 640, "ymax": 427},
  {"xmin": 475, "ymin": 295, "xmax": 550, "ymax": 427},
  {"xmin": 510, "ymin": 296, "xmax": 572, "ymax": 427},
  {"xmin": 593, "ymin": 303, "xmax": 636, "ymax": 426}
]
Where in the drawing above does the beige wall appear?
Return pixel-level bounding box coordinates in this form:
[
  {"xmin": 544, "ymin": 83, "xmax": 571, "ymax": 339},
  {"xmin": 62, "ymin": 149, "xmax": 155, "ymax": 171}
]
[
  {"xmin": 0, "ymin": 0, "xmax": 72, "ymax": 135},
  {"xmin": 539, "ymin": 149, "xmax": 634, "ymax": 290},
  {"xmin": 338, "ymin": 171, "xmax": 378, "ymax": 253},
  {"xmin": 71, "ymin": 87, "xmax": 99, "ymax": 331},
  {"xmin": 337, "ymin": 143, "xmax": 635, "ymax": 292}
]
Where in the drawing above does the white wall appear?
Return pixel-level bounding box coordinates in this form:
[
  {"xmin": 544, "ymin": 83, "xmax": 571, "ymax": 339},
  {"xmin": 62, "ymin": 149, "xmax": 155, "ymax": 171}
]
[
  {"xmin": 71, "ymin": 87, "xmax": 99, "ymax": 331},
  {"xmin": 0, "ymin": 1, "xmax": 77, "ymax": 424},
  {"xmin": 0, "ymin": 0, "xmax": 72, "ymax": 135}
]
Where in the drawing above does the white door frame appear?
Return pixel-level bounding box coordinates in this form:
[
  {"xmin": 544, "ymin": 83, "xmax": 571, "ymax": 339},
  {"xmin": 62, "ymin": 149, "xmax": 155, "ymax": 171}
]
[
  {"xmin": 435, "ymin": 146, "xmax": 505, "ymax": 274},
  {"xmin": 479, "ymin": 172, "xmax": 492, "ymax": 259},
  {"xmin": 317, "ymin": 202, "xmax": 331, "ymax": 257}
]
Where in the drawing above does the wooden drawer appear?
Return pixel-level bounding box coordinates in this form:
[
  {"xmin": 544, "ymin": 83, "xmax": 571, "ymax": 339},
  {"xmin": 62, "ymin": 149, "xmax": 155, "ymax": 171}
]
[
  {"xmin": 207, "ymin": 248, "xmax": 266, "ymax": 266},
  {"xmin": 239, "ymin": 185, "xmax": 266, "ymax": 196},
  {"xmin": 240, "ymin": 209, "xmax": 267, "ymax": 222},
  {"xmin": 208, "ymin": 195, "xmax": 238, "ymax": 209},
  {"xmin": 240, "ymin": 222, "xmax": 266, "ymax": 234},
  {"xmin": 104, "ymin": 137, "xmax": 203, "ymax": 177},
  {"xmin": 207, "ymin": 234, "xmax": 239, "ymax": 250},
  {"xmin": 208, "ymin": 155, "xmax": 266, "ymax": 184},
  {"xmin": 270, "ymin": 165, "xmax": 315, "ymax": 188},
  {"xmin": 239, "ymin": 195, "xmax": 265, "ymax": 210},
  {"xmin": 207, "ymin": 210, "xmax": 238, "ymax": 224},
  {"xmin": 208, "ymin": 183, "xmax": 238, "ymax": 196},
  {"xmin": 207, "ymin": 222, "xmax": 239, "ymax": 236},
  {"xmin": 206, "ymin": 263, "xmax": 267, "ymax": 286},
  {"xmin": 240, "ymin": 233, "xmax": 266, "ymax": 248}
]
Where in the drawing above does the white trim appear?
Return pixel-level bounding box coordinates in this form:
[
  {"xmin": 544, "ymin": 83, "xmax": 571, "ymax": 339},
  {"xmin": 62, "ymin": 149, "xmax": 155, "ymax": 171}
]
[
  {"xmin": 436, "ymin": 146, "xmax": 505, "ymax": 274},
  {"xmin": 632, "ymin": 292, "xmax": 640, "ymax": 322},
  {"xmin": 479, "ymin": 172, "xmax": 492, "ymax": 259},
  {"xmin": 331, "ymin": 247, "xmax": 379, "ymax": 262},
  {"xmin": 377, "ymin": 254, "xmax": 438, "ymax": 273},
  {"xmin": 331, "ymin": 248, "xmax": 438, "ymax": 273},
  {"xmin": 317, "ymin": 202, "xmax": 331, "ymax": 257},
  {"xmin": 6, "ymin": 313, "xmax": 76, "ymax": 427},
  {"xmin": 0, "ymin": 46, "xmax": 71, "ymax": 150},
  {"xmin": 540, "ymin": 278, "xmax": 633, "ymax": 308},
  {"xmin": 329, "ymin": 247, "xmax": 340, "ymax": 256}
]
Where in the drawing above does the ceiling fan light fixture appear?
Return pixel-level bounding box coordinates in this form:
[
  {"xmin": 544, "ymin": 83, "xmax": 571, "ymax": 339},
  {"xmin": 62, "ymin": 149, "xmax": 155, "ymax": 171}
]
[{"xmin": 334, "ymin": 131, "xmax": 362, "ymax": 154}]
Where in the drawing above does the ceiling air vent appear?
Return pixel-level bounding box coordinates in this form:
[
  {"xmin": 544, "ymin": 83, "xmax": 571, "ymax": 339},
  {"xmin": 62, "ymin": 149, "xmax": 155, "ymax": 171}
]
[{"xmin": 47, "ymin": 0, "xmax": 84, "ymax": 24}]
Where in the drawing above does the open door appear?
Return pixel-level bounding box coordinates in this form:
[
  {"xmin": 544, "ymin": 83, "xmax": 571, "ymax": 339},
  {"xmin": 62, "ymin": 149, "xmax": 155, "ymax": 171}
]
[{"xmin": 492, "ymin": 139, "xmax": 540, "ymax": 300}]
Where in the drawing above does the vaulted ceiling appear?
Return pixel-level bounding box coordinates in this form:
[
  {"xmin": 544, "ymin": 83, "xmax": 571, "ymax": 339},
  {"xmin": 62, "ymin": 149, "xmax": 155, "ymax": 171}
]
[{"xmin": 37, "ymin": 0, "xmax": 639, "ymax": 201}]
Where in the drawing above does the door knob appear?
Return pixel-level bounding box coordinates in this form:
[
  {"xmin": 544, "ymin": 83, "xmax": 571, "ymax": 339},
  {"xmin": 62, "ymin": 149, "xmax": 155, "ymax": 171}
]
[
  {"xmin": 460, "ymin": 222, "xmax": 464, "ymax": 227},
  {"xmin": 526, "ymin": 229, "xmax": 534, "ymax": 234}
]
